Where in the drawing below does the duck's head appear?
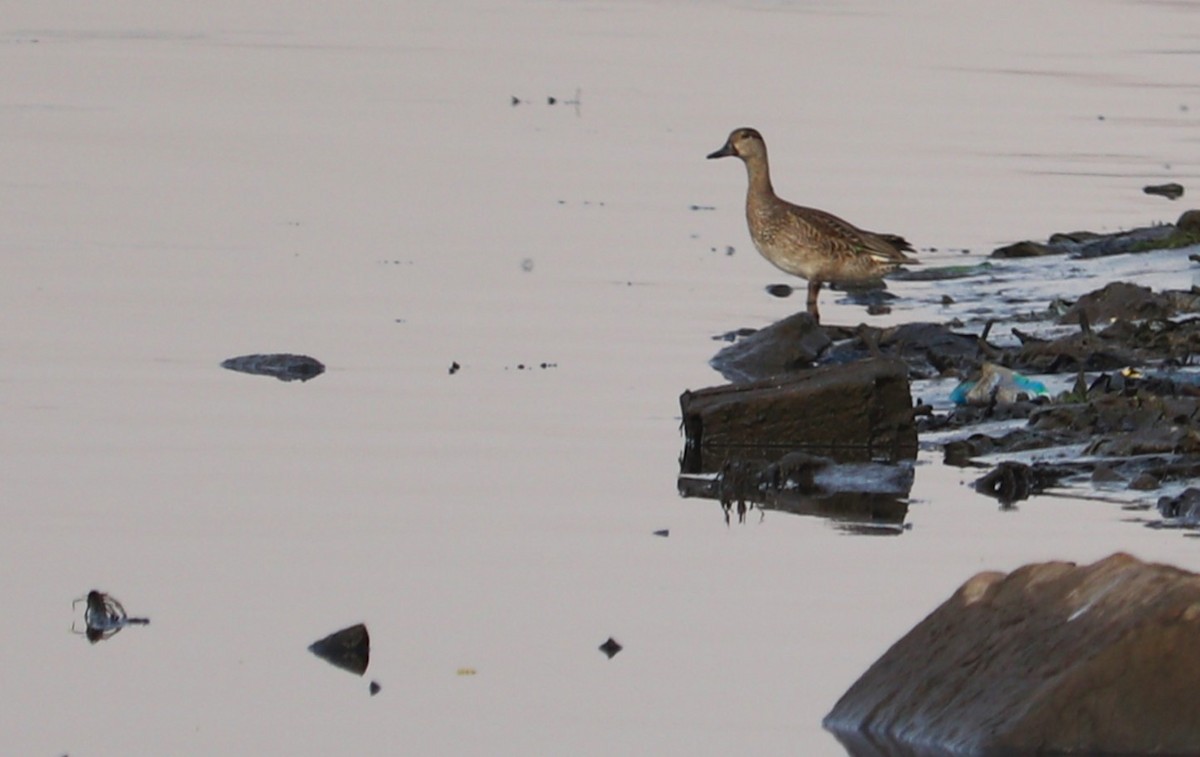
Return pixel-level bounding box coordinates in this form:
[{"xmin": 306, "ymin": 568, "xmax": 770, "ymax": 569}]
[{"xmin": 707, "ymin": 127, "xmax": 766, "ymax": 161}]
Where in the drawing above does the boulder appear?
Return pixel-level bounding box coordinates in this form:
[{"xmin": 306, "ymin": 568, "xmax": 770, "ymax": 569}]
[
  {"xmin": 679, "ymin": 358, "xmax": 916, "ymax": 473},
  {"xmin": 825, "ymin": 553, "xmax": 1200, "ymax": 755}
]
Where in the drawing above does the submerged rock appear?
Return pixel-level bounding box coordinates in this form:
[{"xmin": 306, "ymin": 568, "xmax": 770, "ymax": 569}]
[
  {"xmin": 221, "ymin": 353, "xmax": 325, "ymax": 382},
  {"xmin": 825, "ymin": 553, "xmax": 1200, "ymax": 755}
]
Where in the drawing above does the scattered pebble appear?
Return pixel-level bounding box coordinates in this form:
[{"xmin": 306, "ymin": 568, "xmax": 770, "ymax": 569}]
[
  {"xmin": 369, "ymin": 680, "xmax": 382, "ymax": 696},
  {"xmin": 765, "ymin": 284, "xmax": 793, "ymax": 298},
  {"xmin": 449, "ymin": 361, "xmax": 461, "ymax": 375},
  {"xmin": 653, "ymin": 529, "xmax": 669, "ymax": 537}
]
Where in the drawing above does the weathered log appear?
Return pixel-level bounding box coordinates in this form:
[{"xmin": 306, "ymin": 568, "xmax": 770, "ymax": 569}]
[
  {"xmin": 679, "ymin": 358, "xmax": 916, "ymax": 474},
  {"xmin": 825, "ymin": 553, "xmax": 1200, "ymax": 755}
]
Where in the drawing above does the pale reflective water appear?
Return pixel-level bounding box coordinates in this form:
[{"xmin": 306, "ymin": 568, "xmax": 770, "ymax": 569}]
[{"xmin": 2, "ymin": 1, "xmax": 1199, "ymax": 754}]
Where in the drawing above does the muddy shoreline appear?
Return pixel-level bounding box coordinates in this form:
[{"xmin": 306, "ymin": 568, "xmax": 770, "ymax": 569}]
[{"xmin": 687, "ymin": 212, "xmax": 1200, "ymax": 529}]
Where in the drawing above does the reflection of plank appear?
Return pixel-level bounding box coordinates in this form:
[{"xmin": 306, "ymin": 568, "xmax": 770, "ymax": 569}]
[{"xmin": 679, "ymin": 358, "xmax": 916, "ymax": 473}]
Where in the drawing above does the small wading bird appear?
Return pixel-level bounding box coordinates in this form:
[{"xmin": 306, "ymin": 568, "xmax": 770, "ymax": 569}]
[
  {"xmin": 707, "ymin": 127, "xmax": 917, "ymax": 323},
  {"xmin": 72, "ymin": 589, "xmax": 150, "ymax": 643}
]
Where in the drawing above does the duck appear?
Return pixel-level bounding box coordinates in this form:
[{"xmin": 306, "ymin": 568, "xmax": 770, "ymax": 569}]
[{"xmin": 707, "ymin": 127, "xmax": 916, "ymax": 323}]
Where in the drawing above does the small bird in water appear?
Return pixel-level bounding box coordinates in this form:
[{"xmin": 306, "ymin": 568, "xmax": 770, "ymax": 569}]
[{"xmin": 707, "ymin": 127, "xmax": 916, "ymax": 322}]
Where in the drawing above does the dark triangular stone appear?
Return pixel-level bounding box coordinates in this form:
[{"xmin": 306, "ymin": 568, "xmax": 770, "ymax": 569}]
[{"xmin": 308, "ymin": 623, "xmax": 370, "ymax": 676}]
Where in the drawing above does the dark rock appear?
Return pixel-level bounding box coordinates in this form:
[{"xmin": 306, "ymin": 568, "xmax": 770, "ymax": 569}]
[
  {"xmin": 1144, "ymin": 182, "xmax": 1184, "ymax": 200},
  {"xmin": 1178, "ymin": 209, "xmax": 1200, "ymax": 234},
  {"xmin": 991, "ymin": 224, "xmax": 1178, "ymax": 259},
  {"xmin": 220, "ymin": 353, "xmax": 325, "ymax": 382},
  {"xmin": 822, "ymin": 322, "xmax": 986, "ymax": 378},
  {"xmin": 652, "ymin": 529, "xmax": 669, "ymax": 537},
  {"xmin": 825, "ymin": 553, "xmax": 1200, "ymax": 755},
  {"xmin": 1158, "ymin": 488, "xmax": 1200, "ymax": 523},
  {"xmin": 598, "ymin": 637, "xmax": 622, "ymax": 659},
  {"xmin": 369, "ymin": 680, "xmax": 382, "ymax": 696},
  {"xmin": 1059, "ymin": 281, "xmax": 1180, "ymax": 324},
  {"xmin": 1091, "ymin": 463, "xmax": 1124, "ymax": 484},
  {"xmin": 308, "ymin": 623, "xmax": 370, "ymax": 676},
  {"xmin": 991, "ymin": 240, "xmax": 1054, "ymax": 258},
  {"xmin": 709, "ymin": 311, "xmax": 831, "ymax": 383},
  {"xmin": 1071, "ymin": 224, "xmax": 1178, "ymax": 258},
  {"xmin": 765, "ymin": 283, "xmax": 793, "ymax": 298},
  {"xmin": 680, "ymin": 358, "xmax": 917, "ymax": 474},
  {"xmin": 1129, "ymin": 472, "xmax": 1161, "ymax": 490}
]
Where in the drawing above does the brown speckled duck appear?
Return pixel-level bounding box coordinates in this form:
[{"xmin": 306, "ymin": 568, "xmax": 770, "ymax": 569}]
[{"xmin": 707, "ymin": 127, "xmax": 916, "ymax": 322}]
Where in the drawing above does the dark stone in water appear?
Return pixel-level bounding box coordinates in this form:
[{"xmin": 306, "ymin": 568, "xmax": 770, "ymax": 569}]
[
  {"xmin": 1158, "ymin": 488, "xmax": 1200, "ymax": 524},
  {"xmin": 1144, "ymin": 182, "xmax": 1184, "ymax": 200},
  {"xmin": 221, "ymin": 353, "xmax": 324, "ymax": 382},
  {"xmin": 709, "ymin": 311, "xmax": 830, "ymax": 383},
  {"xmin": 681, "ymin": 358, "xmax": 917, "ymax": 474},
  {"xmin": 369, "ymin": 680, "xmax": 382, "ymax": 696},
  {"xmin": 991, "ymin": 224, "xmax": 1178, "ymax": 259},
  {"xmin": 308, "ymin": 623, "xmax": 370, "ymax": 676},
  {"xmin": 598, "ymin": 637, "xmax": 622, "ymax": 659},
  {"xmin": 652, "ymin": 529, "xmax": 669, "ymax": 537},
  {"xmin": 973, "ymin": 461, "xmax": 1070, "ymax": 505},
  {"xmin": 764, "ymin": 283, "xmax": 793, "ymax": 298}
]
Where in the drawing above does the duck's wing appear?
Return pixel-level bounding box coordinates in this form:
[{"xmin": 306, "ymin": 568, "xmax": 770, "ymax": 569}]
[{"xmin": 785, "ymin": 202, "xmax": 918, "ymax": 264}]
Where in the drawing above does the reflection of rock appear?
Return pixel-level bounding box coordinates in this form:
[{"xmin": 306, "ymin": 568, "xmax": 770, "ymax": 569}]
[
  {"xmin": 678, "ymin": 452, "xmax": 913, "ymax": 530},
  {"xmin": 826, "ymin": 553, "xmax": 1200, "ymax": 755},
  {"xmin": 680, "ymin": 358, "xmax": 917, "ymax": 475},
  {"xmin": 308, "ymin": 623, "xmax": 370, "ymax": 676},
  {"xmin": 221, "ymin": 353, "xmax": 325, "ymax": 382}
]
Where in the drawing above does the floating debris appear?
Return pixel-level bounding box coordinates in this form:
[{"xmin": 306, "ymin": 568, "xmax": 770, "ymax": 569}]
[
  {"xmin": 1143, "ymin": 182, "xmax": 1184, "ymax": 201},
  {"xmin": 71, "ymin": 590, "xmax": 149, "ymax": 644},
  {"xmin": 950, "ymin": 363, "xmax": 1047, "ymax": 406},
  {"xmin": 652, "ymin": 529, "xmax": 669, "ymax": 538},
  {"xmin": 308, "ymin": 623, "xmax": 370, "ymax": 676},
  {"xmin": 598, "ymin": 637, "xmax": 623, "ymax": 659},
  {"xmin": 220, "ymin": 353, "xmax": 324, "ymax": 382},
  {"xmin": 449, "ymin": 361, "xmax": 461, "ymax": 375},
  {"xmin": 457, "ymin": 667, "xmax": 477, "ymax": 676}
]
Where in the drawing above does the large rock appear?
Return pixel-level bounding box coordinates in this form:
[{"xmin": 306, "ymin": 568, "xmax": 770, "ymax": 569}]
[
  {"xmin": 825, "ymin": 553, "xmax": 1200, "ymax": 755},
  {"xmin": 679, "ymin": 358, "xmax": 916, "ymax": 473}
]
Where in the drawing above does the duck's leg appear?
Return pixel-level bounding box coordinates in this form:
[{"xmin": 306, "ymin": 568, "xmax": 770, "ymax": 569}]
[{"xmin": 806, "ymin": 279, "xmax": 823, "ymax": 323}]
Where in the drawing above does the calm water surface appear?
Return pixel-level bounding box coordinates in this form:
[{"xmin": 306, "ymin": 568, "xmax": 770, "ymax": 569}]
[{"xmin": 2, "ymin": 1, "xmax": 1199, "ymax": 754}]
